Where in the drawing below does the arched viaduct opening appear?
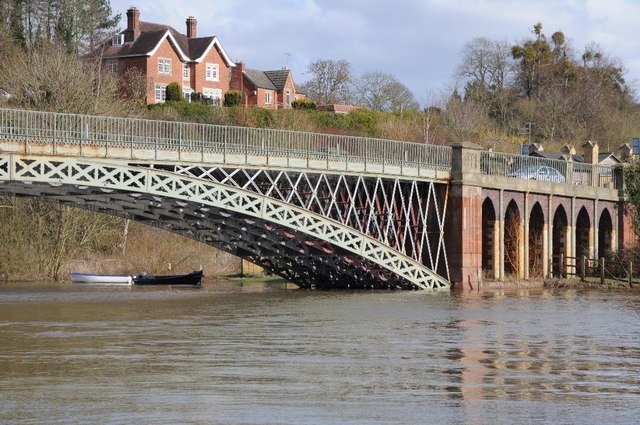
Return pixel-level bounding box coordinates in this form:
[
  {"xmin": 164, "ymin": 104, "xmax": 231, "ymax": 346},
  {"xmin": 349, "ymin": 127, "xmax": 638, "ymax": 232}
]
[
  {"xmin": 504, "ymin": 200, "xmax": 522, "ymax": 278},
  {"xmin": 598, "ymin": 209, "xmax": 613, "ymax": 258},
  {"xmin": 553, "ymin": 206, "xmax": 569, "ymax": 277},
  {"xmin": 576, "ymin": 207, "xmax": 591, "ymax": 273},
  {"xmin": 528, "ymin": 202, "xmax": 545, "ymax": 278},
  {"xmin": 482, "ymin": 198, "xmax": 497, "ymax": 279}
]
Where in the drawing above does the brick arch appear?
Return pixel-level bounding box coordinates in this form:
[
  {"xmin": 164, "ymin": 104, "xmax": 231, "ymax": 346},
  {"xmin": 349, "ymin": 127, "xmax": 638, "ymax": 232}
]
[
  {"xmin": 526, "ymin": 194, "xmax": 549, "ymax": 223},
  {"xmin": 482, "ymin": 197, "xmax": 498, "ymax": 279},
  {"xmin": 529, "ymin": 201, "xmax": 546, "ymax": 277},
  {"xmin": 552, "ymin": 204, "xmax": 570, "ymax": 276},
  {"xmin": 574, "ymin": 199, "xmax": 594, "ymax": 227},
  {"xmin": 576, "ymin": 206, "xmax": 591, "ymax": 270},
  {"xmin": 501, "ymin": 191, "xmax": 525, "ymax": 217},
  {"xmin": 598, "ymin": 208, "xmax": 614, "ymax": 257},
  {"xmin": 504, "ymin": 199, "xmax": 523, "ymax": 278}
]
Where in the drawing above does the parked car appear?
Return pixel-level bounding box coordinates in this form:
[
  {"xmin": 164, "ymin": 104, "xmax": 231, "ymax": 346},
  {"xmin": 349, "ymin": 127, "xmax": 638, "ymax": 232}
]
[{"xmin": 506, "ymin": 165, "xmax": 565, "ymax": 183}]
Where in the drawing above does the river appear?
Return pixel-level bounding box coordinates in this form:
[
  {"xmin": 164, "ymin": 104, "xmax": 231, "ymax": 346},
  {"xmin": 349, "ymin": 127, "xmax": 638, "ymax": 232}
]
[{"xmin": 0, "ymin": 280, "xmax": 639, "ymax": 424}]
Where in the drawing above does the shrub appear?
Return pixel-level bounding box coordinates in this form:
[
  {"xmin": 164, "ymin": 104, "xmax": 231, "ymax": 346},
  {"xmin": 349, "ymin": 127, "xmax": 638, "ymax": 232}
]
[
  {"xmin": 255, "ymin": 108, "xmax": 275, "ymax": 128},
  {"xmin": 292, "ymin": 98, "xmax": 316, "ymax": 110},
  {"xmin": 223, "ymin": 90, "xmax": 242, "ymax": 107},
  {"xmin": 165, "ymin": 82, "xmax": 183, "ymax": 102}
]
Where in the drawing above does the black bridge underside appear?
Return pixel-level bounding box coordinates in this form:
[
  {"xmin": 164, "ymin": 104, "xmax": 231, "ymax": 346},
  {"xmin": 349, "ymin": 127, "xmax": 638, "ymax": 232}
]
[{"xmin": 0, "ymin": 181, "xmax": 422, "ymax": 290}]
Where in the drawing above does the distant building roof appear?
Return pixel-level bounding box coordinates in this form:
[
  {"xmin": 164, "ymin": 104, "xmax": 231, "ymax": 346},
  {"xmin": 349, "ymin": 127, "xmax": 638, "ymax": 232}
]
[
  {"xmin": 530, "ymin": 150, "xmax": 583, "ymax": 162},
  {"xmin": 317, "ymin": 104, "xmax": 360, "ymax": 114},
  {"xmin": 529, "ymin": 148, "xmax": 623, "ymax": 165}
]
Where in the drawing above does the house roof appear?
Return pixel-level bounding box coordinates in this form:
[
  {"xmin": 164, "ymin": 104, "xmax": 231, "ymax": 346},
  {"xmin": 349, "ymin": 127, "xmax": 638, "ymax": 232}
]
[
  {"xmin": 599, "ymin": 152, "xmax": 622, "ymax": 163},
  {"xmin": 244, "ymin": 68, "xmax": 293, "ymax": 91},
  {"xmin": 530, "ymin": 150, "xmax": 622, "ymax": 164},
  {"xmin": 263, "ymin": 70, "xmax": 291, "ymax": 91},
  {"xmin": 101, "ymin": 20, "xmax": 234, "ymax": 66},
  {"xmin": 244, "ymin": 69, "xmax": 277, "ymax": 90},
  {"xmin": 530, "ymin": 150, "xmax": 583, "ymax": 162}
]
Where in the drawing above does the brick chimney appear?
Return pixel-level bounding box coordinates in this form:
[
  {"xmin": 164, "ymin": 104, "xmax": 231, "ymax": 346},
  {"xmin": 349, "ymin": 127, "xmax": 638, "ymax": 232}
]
[
  {"xmin": 124, "ymin": 7, "xmax": 140, "ymax": 42},
  {"xmin": 230, "ymin": 61, "xmax": 245, "ymax": 92},
  {"xmin": 582, "ymin": 140, "xmax": 599, "ymax": 165},
  {"xmin": 186, "ymin": 16, "xmax": 197, "ymax": 38}
]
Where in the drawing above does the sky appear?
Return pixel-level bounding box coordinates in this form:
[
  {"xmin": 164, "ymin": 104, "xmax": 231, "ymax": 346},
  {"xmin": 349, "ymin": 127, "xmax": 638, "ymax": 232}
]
[{"xmin": 109, "ymin": 0, "xmax": 640, "ymax": 106}]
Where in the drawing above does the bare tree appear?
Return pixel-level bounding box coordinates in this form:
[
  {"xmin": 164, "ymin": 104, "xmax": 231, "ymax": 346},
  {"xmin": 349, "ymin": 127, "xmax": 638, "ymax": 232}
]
[
  {"xmin": 0, "ymin": 41, "xmax": 134, "ymax": 115},
  {"xmin": 299, "ymin": 58, "xmax": 353, "ymax": 105},
  {"xmin": 353, "ymin": 71, "xmax": 418, "ymax": 112}
]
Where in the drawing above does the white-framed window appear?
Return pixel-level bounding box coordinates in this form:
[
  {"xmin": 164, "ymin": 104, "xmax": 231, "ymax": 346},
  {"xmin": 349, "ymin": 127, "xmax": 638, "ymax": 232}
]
[
  {"xmin": 112, "ymin": 34, "xmax": 124, "ymax": 46},
  {"xmin": 183, "ymin": 63, "xmax": 190, "ymax": 80},
  {"xmin": 107, "ymin": 60, "xmax": 117, "ymax": 74},
  {"xmin": 158, "ymin": 58, "xmax": 172, "ymax": 75},
  {"xmin": 154, "ymin": 84, "xmax": 167, "ymax": 102},
  {"xmin": 265, "ymin": 91, "xmax": 272, "ymax": 105},
  {"xmin": 285, "ymin": 89, "xmax": 291, "ymax": 106},
  {"xmin": 182, "ymin": 86, "xmax": 193, "ymax": 102},
  {"xmin": 203, "ymin": 88, "xmax": 222, "ymax": 105},
  {"xmin": 205, "ymin": 63, "xmax": 219, "ymax": 81}
]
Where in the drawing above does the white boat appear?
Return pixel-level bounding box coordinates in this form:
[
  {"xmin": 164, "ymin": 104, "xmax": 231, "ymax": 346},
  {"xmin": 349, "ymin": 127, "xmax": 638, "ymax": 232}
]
[{"xmin": 69, "ymin": 272, "xmax": 133, "ymax": 286}]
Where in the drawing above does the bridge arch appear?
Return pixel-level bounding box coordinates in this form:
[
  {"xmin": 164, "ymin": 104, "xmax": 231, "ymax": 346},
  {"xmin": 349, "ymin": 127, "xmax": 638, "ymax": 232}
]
[
  {"xmin": 482, "ymin": 198, "xmax": 497, "ymax": 279},
  {"xmin": 598, "ymin": 208, "xmax": 613, "ymax": 258},
  {"xmin": 552, "ymin": 205, "xmax": 569, "ymax": 276},
  {"xmin": 529, "ymin": 202, "xmax": 545, "ymax": 278},
  {"xmin": 0, "ymin": 154, "xmax": 449, "ymax": 290},
  {"xmin": 504, "ymin": 200, "xmax": 523, "ymax": 278},
  {"xmin": 575, "ymin": 207, "xmax": 591, "ymax": 273}
]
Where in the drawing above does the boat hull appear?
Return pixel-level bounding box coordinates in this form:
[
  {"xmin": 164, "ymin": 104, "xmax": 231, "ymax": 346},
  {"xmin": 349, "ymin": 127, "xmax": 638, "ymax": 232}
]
[
  {"xmin": 70, "ymin": 273, "xmax": 133, "ymax": 286},
  {"xmin": 133, "ymin": 270, "xmax": 203, "ymax": 286}
]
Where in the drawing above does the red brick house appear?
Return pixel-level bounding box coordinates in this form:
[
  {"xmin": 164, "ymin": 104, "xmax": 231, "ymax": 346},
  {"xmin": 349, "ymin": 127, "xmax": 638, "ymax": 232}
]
[
  {"xmin": 101, "ymin": 7, "xmax": 235, "ymax": 105},
  {"xmin": 230, "ymin": 62, "xmax": 302, "ymax": 109}
]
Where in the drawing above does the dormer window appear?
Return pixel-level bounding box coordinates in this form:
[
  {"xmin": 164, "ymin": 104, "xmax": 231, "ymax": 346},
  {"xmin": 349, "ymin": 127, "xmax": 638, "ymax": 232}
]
[{"xmin": 112, "ymin": 34, "xmax": 124, "ymax": 46}]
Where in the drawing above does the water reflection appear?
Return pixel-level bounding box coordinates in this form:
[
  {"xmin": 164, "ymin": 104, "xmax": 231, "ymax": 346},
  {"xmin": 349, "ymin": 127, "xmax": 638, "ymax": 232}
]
[{"xmin": 0, "ymin": 282, "xmax": 639, "ymax": 424}]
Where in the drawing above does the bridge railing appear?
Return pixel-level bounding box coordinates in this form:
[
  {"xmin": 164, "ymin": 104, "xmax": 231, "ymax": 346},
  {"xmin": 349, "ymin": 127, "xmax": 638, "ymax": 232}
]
[
  {"xmin": 480, "ymin": 151, "xmax": 618, "ymax": 189},
  {"xmin": 0, "ymin": 108, "xmax": 452, "ymax": 174}
]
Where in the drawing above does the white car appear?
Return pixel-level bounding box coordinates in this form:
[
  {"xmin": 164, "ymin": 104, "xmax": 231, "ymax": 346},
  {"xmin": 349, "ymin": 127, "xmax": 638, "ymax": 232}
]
[{"xmin": 507, "ymin": 165, "xmax": 565, "ymax": 183}]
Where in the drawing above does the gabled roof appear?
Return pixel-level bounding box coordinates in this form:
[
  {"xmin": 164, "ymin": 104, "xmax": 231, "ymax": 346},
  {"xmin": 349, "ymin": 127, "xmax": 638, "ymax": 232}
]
[
  {"xmin": 244, "ymin": 69, "xmax": 277, "ymax": 90},
  {"xmin": 244, "ymin": 68, "xmax": 294, "ymax": 91},
  {"xmin": 102, "ymin": 21, "xmax": 234, "ymax": 66},
  {"xmin": 263, "ymin": 70, "xmax": 291, "ymax": 91},
  {"xmin": 599, "ymin": 152, "xmax": 622, "ymax": 164}
]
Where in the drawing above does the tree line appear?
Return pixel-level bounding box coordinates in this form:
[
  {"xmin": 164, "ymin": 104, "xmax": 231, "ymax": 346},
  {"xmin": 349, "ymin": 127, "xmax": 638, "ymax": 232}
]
[{"xmin": 0, "ymin": 0, "xmax": 119, "ymax": 53}]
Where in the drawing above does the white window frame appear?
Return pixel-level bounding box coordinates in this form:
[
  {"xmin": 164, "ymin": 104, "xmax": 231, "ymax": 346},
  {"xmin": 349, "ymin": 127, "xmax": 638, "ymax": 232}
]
[
  {"xmin": 107, "ymin": 60, "xmax": 117, "ymax": 74},
  {"xmin": 203, "ymin": 88, "xmax": 222, "ymax": 105},
  {"xmin": 154, "ymin": 84, "xmax": 167, "ymax": 103},
  {"xmin": 158, "ymin": 58, "xmax": 172, "ymax": 75},
  {"xmin": 182, "ymin": 86, "xmax": 194, "ymax": 102},
  {"xmin": 183, "ymin": 63, "xmax": 190, "ymax": 80},
  {"xmin": 285, "ymin": 89, "xmax": 291, "ymax": 106},
  {"xmin": 265, "ymin": 91, "xmax": 272, "ymax": 105},
  {"xmin": 205, "ymin": 63, "xmax": 219, "ymax": 81},
  {"xmin": 112, "ymin": 34, "xmax": 124, "ymax": 46}
]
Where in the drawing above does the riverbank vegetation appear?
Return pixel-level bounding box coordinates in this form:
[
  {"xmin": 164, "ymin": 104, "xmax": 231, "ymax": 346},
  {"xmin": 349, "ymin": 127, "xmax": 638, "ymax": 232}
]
[{"xmin": 0, "ymin": 3, "xmax": 640, "ymax": 280}]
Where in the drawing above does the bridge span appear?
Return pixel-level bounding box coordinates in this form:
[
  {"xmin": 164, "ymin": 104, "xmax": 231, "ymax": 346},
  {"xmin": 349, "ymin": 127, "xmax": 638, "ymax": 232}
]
[{"xmin": 0, "ymin": 109, "xmax": 633, "ymax": 289}]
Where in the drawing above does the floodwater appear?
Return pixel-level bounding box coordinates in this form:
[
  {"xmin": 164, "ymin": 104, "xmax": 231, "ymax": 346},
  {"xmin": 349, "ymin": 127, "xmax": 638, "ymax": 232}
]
[{"xmin": 0, "ymin": 280, "xmax": 639, "ymax": 425}]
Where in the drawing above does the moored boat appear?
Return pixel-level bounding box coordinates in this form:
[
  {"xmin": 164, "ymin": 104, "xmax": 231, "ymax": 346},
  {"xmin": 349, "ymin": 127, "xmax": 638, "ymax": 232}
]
[
  {"xmin": 69, "ymin": 272, "xmax": 133, "ymax": 286},
  {"xmin": 133, "ymin": 270, "xmax": 203, "ymax": 286}
]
